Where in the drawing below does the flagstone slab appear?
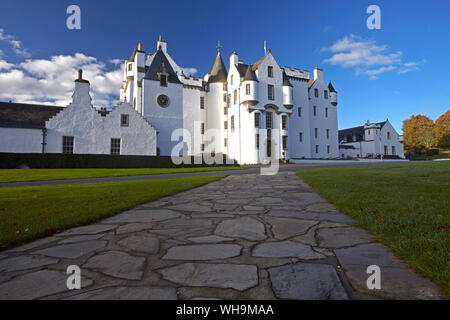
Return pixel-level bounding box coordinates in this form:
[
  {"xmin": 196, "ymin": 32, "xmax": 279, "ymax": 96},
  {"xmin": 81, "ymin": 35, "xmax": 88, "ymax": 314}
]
[
  {"xmin": 166, "ymin": 204, "xmax": 211, "ymax": 213},
  {"xmin": 83, "ymin": 251, "xmax": 146, "ymax": 280},
  {"xmin": 102, "ymin": 209, "xmax": 182, "ymax": 224},
  {"xmin": 0, "ymin": 255, "xmax": 58, "ymax": 273},
  {"xmin": 33, "ymin": 241, "xmax": 107, "ymax": 259},
  {"xmin": 158, "ymin": 263, "xmax": 258, "ymax": 291},
  {"xmin": 268, "ymin": 263, "xmax": 348, "ymax": 300},
  {"xmin": 252, "ymin": 241, "xmax": 325, "ymax": 260},
  {"xmin": 0, "ymin": 270, "xmax": 92, "ymax": 300},
  {"xmin": 58, "ymin": 234, "xmax": 104, "ymax": 245},
  {"xmin": 162, "ymin": 244, "xmax": 242, "ymax": 261},
  {"xmin": 6, "ymin": 236, "xmax": 59, "ymax": 253},
  {"xmin": 187, "ymin": 236, "xmax": 234, "ymax": 243},
  {"xmin": 65, "ymin": 286, "xmax": 177, "ymax": 300},
  {"xmin": 215, "ymin": 217, "xmax": 267, "ymax": 241},
  {"xmin": 58, "ymin": 225, "xmax": 117, "ymax": 236},
  {"xmin": 116, "ymin": 223, "xmax": 155, "ymax": 235},
  {"xmin": 117, "ymin": 235, "xmax": 160, "ymax": 254},
  {"xmin": 317, "ymin": 227, "xmax": 373, "ymax": 248},
  {"xmin": 161, "ymin": 218, "xmax": 212, "ymax": 229},
  {"xmin": 266, "ymin": 218, "xmax": 318, "ymax": 240}
]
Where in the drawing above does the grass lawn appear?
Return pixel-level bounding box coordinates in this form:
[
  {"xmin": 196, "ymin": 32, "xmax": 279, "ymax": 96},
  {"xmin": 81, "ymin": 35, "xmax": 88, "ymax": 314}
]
[
  {"xmin": 0, "ymin": 175, "xmax": 225, "ymax": 249},
  {"xmin": 296, "ymin": 162, "xmax": 450, "ymax": 296},
  {"xmin": 0, "ymin": 166, "xmax": 241, "ymax": 183}
]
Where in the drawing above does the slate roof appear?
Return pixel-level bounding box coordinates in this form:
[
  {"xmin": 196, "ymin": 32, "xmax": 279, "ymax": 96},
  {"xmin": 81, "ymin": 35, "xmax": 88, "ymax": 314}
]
[
  {"xmin": 0, "ymin": 102, "xmax": 64, "ymax": 129},
  {"xmin": 236, "ymin": 63, "xmax": 250, "ymax": 77},
  {"xmin": 144, "ymin": 49, "xmax": 182, "ymax": 84},
  {"xmin": 328, "ymin": 81, "xmax": 337, "ymax": 93},
  {"xmin": 339, "ymin": 122, "xmax": 387, "ymax": 143},
  {"xmin": 243, "ymin": 64, "xmax": 258, "ymax": 82},
  {"xmin": 252, "ymin": 49, "xmax": 271, "ymax": 71},
  {"xmin": 208, "ymin": 53, "xmax": 228, "ymax": 83}
]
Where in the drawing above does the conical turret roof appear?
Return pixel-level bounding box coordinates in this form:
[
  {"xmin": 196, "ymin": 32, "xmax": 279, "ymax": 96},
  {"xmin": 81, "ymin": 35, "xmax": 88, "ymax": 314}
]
[
  {"xmin": 243, "ymin": 64, "xmax": 258, "ymax": 82},
  {"xmin": 208, "ymin": 53, "xmax": 228, "ymax": 83},
  {"xmin": 328, "ymin": 81, "xmax": 337, "ymax": 93}
]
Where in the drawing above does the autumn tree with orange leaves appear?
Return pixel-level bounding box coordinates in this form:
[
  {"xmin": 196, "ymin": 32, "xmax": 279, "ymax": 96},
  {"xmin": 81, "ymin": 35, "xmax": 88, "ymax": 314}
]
[
  {"xmin": 434, "ymin": 110, "xmax": 450, "ymax": 148},
  {"xmin": 402, "ymin": 115, "xmax": 436, "ymax": 151}
]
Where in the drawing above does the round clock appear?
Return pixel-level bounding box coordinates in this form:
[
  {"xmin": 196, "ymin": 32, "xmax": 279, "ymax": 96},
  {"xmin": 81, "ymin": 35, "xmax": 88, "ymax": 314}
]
[{"xmin": 157, "ymin": 94, "xmax": 170, "ymax": 108}]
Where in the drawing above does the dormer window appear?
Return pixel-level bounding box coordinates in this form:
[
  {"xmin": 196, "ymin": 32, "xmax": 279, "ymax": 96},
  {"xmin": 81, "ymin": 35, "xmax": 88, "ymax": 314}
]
[
  {"xmin": 314, "ymin": 88, "xmax": 319, "ymax": 98},
  {"xmin": 160, "ymin": 74, "xmax": 168, "ymax": 87},
  {"xmin": 157, "ymin": 62, "xmax": 169, "ymax": 87},
  {"xmin": 268, "ymin": 66, "xmax": 273, "ymax": 78},
  {"xmin": 121, "ymin": 114, "xmax": 129, "ymax": 127}
]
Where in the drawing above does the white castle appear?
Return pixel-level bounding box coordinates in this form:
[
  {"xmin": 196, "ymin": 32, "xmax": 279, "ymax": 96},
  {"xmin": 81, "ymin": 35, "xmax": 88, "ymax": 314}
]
[{"xmin": 119, "ymin": 39, "xmax": 340, "ymax": 164}]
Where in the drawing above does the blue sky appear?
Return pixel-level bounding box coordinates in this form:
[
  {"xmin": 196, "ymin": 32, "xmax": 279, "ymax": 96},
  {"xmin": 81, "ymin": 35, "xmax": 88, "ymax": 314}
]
[{"xmin": 0, "ymin": 0, "xmax": 449, "ymax": 132}]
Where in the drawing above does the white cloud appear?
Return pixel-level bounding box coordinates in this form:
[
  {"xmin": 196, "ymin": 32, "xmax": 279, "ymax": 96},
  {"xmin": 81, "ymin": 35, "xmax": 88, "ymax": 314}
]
[
  {"xmin": 181, "ymin": 67, "xmax": 198, "ymax": 77},
  {"xmin": 0, "ymin": 53, "xmax": 122, "ymax": 108},
  {"xmin": 0, "ymin": 28, "xmax": 30, "ymax": 58},
  {"xmin": 109, "ymin": 59, "xmax": 122, "ymax": 66},
  {"xmin": 0, "ymin": 60, "xmax": 14, "ymax": 71},
  {"xmin": 323, "ymin": 34, "xmax": 422, "ymax": 79}
]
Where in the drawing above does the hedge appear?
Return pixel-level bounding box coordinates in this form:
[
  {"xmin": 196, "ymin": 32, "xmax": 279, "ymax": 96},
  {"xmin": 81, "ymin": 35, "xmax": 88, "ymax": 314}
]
[{"xmin": 0, "ymin": 153, "xmax": 238, "ymax": 169}]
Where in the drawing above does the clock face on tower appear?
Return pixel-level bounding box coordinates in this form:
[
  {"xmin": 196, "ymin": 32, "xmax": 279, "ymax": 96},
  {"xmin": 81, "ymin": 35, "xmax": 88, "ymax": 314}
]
[{"xmin": 157, "ymin": 94, "xmax": 170, "ymax": 108}]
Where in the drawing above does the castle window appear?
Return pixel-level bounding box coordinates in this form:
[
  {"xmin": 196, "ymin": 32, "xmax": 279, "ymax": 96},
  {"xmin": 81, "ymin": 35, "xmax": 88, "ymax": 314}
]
[
  {"xmin": 160, "ymin": 74, "xmax": 168, "ymax": 87},
  {"xmin": 224, "ymin": 138, "xmax": 228, "ymax": 147},
  {"xmin": 227, "ymin": 94, "xmax": 231, "ymax": 108},
  {"xmin": 299, "ymin": 132, "xmax": 303, "ymax": 142},
  {"xmin": 246, "ymin": 84, "xmax": 251, "ymax": 95},
  {"xmin": 200, "ymin": 97, "xmax": 205, "ymax": 109},
  {"xmin": 231, "ymin": 75, "xmax": 234, "ymax": 86},
  {"xmin": 128, "ymin": 64, "xmax": 132, "ymax": 71},
  {"xmin": 62, "ymin": 136, "xmax": 74, "ymax": 154},
  {"xmin": 368, "ymin": 130, "xmax": 371, "ymax": 135},
  {"xmin": 316, "ymin": 145, "xmax": 319, "ymax": 154},
  {"xmin": 282, "ymin": 136, "xmax": 288, "ymax": 150},
  {"xmin": 325, "ymin": 108, "xmax": 329, "ymax": 118},
  {"xmin": 267, "ymin": 139, "xmax": 272, "ymax": 157},
  {"xmin": 256, "ymin": 134, "xmax": 260, "ymax": 149},
  {"xmin": 313, "ymin": 106, "xmax": 317, "ymax": 116},
  {"xmin": 327, "ymin": 145, "xmax": 331, "ymax": 154},
  {"xmin": 324, "ymin": 90, "xmax": 329, "ymax": 99},
  {"xmin": 234, "ymin": 90, "xmax": 237, "ymax": 105},
  {"xmin": 392, "ymin": 146, "xmax": 396, "ymax": 155},
  {"xmin": 111, "ymin": 138, "xmax": 121, "ymax": 155},
  {"xmin": 327, "ymin": 129, "xmax": 330, "ymax": 139},
  {"xmin": 231, "ymin": 116, "xmax": 235, "ymax": 131},
  {"xmin": 254, "ymin": 113, "xmax": 261, "ymax": 128},
  {"xmin": 223, "ymin": 83, "xmax": 228, "ymax": 91},
  {"xmin": 315, "ymin": 128, "xmax": 318, "ymax": 139},
  {"xmin": 223, "ymin": 93, "xmax": 227, "ymax": 102},
  {"xmin": 268, "ymin": 85, "xmax": 274, "ymax": 101},
  {"xmin": 224, "ymin": 121, "xmax": 228, "ymax": 130},
  {"xmin": 201, "ymin": 123, "xmax": 205, "ymax": 135},
  {"xmin": 384, "ymin": 145, "xmax": 388, "ymax": 155},
  {"xmin": 266, "ymin": 112, "xmax": 273, "ymax": 129},
  {"xmin": 314, "ymin": 88, "xmax": 319, "ymax": 98},
  {"xmin": 121, "ymin": 114, "xmax": 129, "ymax": 127},
  {"xmin": 224, "ymin": 106, "xmax": 228, "ymax": 115},
  {"xmin": 298, "ymin": 107, "xmax": 302, "ymax": 117},
  {"xmin": 201, "ymin": 144, "xmax": 205, "ymax": 152},
  {"xmin": 387, "ymin": 132, "xmax": 391, "ymax": 140},
  {"xmin": 282, "ymin": 115, "xmax": 288, "ymax": 130},
  {"xmin": 268, "ymin": 66, "xmax": 273, "ymax": 78}
]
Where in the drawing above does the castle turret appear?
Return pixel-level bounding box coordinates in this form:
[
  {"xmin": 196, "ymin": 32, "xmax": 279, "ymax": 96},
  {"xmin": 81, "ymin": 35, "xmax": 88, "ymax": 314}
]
[
  {"xmin": 282, "ymin": 71, "xmax": 293, "ymax": 108},
  {"xmin": 328, "ymin": 81, "xmax": 337, "ymax": 106},
  {"xmin": 241, "ymin": 64, "xmax": 258, "ymax": 106}
]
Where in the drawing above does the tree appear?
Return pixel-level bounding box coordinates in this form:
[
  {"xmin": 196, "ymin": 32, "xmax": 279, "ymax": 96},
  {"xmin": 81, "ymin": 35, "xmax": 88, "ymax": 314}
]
[
  {"xmin": 434, "ymin": 110, "xmax": 450, "ymax": 148},
  {"xmin": 402, "ymin": 115, "xmax": 435, "ymax": 151}
]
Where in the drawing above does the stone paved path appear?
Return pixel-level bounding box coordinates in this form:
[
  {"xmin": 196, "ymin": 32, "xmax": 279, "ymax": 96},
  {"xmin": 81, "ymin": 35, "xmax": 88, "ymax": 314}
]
[{"xmin": 0, "ymin": 172, "xmax": 442, "ymax": 300}]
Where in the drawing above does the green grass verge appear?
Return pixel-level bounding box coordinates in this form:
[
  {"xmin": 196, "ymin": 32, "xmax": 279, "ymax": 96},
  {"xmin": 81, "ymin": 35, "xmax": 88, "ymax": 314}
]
[
  {"xmin": 0, "ymin": 175, "xmax": 225, "ymax": 249},
  {"xmin": 296, "ymin": 162, "xmax": 450, "ymax": 296},
  {"xmin": 0, "ymin": 167, "xmax": 241, "ymax": 183}
]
